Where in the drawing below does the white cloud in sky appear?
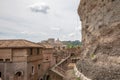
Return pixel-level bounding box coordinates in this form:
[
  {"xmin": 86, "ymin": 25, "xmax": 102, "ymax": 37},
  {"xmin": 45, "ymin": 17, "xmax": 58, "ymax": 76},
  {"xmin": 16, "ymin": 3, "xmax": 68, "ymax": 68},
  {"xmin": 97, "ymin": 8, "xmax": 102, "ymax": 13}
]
[
  {"xmin": 50, "ymin": 27, "xmax": 61, "ymax": 31},
  {"xmin": 29, "ymin": 2, "xmax": 50, "ymax": 14},
  {"xmin": 21, "ymin": 31, "xmax": 48, "ymax": 36},
  {"xmin": 68, "ymin": 32, "xmax": 76, "ymax": 37}
]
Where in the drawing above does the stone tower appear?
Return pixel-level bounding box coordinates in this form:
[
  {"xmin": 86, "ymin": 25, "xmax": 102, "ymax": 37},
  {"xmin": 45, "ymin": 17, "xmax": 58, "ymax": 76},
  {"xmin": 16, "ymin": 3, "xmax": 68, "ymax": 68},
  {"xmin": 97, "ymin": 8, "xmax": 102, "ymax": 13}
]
[{"xmin": 77, "ymin": 0, "xmax": 120, "ymax": 80}]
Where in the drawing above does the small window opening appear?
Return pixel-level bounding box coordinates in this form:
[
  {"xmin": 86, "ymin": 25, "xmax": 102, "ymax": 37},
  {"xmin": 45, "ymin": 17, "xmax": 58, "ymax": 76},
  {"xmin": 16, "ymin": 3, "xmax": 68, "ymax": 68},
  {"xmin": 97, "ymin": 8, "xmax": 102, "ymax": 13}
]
[
  {"xmin": 15, "ymin": 72, "xmax": 22, "ymax": 77},
  {"xmin": 37, "ymin": 48, "xmax": 39, "ymax": 55},
  {"xmin": 38, "ymin": 64, "xmax": 41, "ymax": 69},
  {"xmin": 0, "ymin": 59, "xmax": 3, "ymax": 62},
  {"xmin": 40, "ymin": 49, "xmax": 42, "ymax": 54},
  {"xmin": 71, "ymin": 53, "xmax": 75, "ymax": 57},
  {"xmin": 46, "ymin": 57, "xmax": 49, "ymax": 60},
  {"xmin": 112, "ymin": 0, "xmax": 115, "ymax": 2},
  {"xmin": 30, "ymin": 48, "xmax": 33, "ymax": 55},
  {"xmin": 5, "ymin": 59, "xmax": 10, "ymax": 62},
  {"xmin": 0, "ymin": 72, "xmax": 1, "ymax": 77},
  {"xmin": 32, "ymin": 66, "xmax": 34, "ymax": 74}
]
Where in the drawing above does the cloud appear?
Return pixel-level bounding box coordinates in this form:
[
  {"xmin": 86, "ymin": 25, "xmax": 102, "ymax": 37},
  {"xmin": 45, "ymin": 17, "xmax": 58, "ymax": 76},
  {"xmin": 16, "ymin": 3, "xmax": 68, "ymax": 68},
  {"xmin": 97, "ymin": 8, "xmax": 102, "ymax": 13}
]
[
  {"xmin": 50, "ymin": 27, "xmax": 61, "ymax": 31},
  {"xmin": 29, "ymin": 2, "xmax": 50, "ymax": 14},
  {"xmin": 21, "ymin": 31, "xmax": 48, "ymax": 36},
  {"xmin": 68, "ymin": 32, "xmax": 76, "ymax": 37}
]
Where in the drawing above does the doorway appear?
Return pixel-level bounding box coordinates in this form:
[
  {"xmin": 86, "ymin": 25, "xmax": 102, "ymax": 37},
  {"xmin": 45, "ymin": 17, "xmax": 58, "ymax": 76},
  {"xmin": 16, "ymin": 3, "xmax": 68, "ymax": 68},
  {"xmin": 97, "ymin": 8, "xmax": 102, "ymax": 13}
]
[
  {"xmin": 0, "ymin": 72, "xmax": 1, "ymax": 77},
  {"xmin": 46, "ymin": 75, "xmax": 50, "ymax": 80}
]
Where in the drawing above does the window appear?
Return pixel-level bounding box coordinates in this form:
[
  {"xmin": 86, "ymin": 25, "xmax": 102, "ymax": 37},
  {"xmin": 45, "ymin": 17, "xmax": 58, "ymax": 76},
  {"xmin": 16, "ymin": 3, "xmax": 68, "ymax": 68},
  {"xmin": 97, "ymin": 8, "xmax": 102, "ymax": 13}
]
[
  {"xmin": 30, "ymin": 48, "xmax": 33, "ymax": 55},
  {"xmin": 32, "ymin": 66, "xmax": 34, "ymax": 75},
  {"xmin": 46, "ymin": 57, "xmax": 49, "ymax": 60},
  {"xmin": 0, "ymin": 72, "xmax": 1, "ymax": 77},
  {"xmin": 39, "ymin": 49, "xmax": 42, "ymax": 54},
  {"xmin": 15, "ymin": 71, "xmax": 22, "ymax": 77},
  {"xmin": 0, "ymin": 59, "xmax": 3, "ymax": 62},
  {"xmin": 37, "ymin": 48, "xmax": 39, "ymax": 55},
  {"xmin": 5, "ymin": 59, "xmax": 10, "ymax": 62},
  {"xmin": 38, "ymin": 64, "xmax": 41, "ymax": 69},
  {"xmin": 112, "ymin": 0, "xmax": 115, "ymax": 2}
]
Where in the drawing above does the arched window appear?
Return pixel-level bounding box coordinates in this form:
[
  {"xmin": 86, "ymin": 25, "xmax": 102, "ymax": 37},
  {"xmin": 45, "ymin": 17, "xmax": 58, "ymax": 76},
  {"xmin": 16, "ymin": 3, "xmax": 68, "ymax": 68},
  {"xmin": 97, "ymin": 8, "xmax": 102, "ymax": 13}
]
[
  {"xmin": 15, "ymin": 71, "xmax": 23, "ymax": 77},
  {"xmin": 15, "ymin": 72, "xmax": 22, "ymax": 77}
]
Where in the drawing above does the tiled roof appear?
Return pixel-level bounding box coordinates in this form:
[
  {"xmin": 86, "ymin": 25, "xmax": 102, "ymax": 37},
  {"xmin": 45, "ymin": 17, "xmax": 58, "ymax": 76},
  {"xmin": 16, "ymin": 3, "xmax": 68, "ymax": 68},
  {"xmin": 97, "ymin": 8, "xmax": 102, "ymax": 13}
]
[
  {"xmin": 38, "ymin": 43, "xmax": 54, "ymax": 49},
  {"xmin": 0, "ymin": 39, "xmax": 43, "ymax": 48}
]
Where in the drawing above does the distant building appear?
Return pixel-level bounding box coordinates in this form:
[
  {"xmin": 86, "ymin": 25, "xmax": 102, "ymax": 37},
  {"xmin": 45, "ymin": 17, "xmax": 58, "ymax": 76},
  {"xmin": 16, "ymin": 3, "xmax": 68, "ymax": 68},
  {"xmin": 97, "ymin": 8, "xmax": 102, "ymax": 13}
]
[
  {"xmin": 41, "ymin": 38, "xmax": 67, "ymax": 51},
  {"xmin": 47, "ymin": 38, "xmax": 55, "ymax": 44},
  {"xmin": 0, "ymin": 39, "xmax": 43, "ymax": 80},
  {"xmin": 55, "ymin": 38, "xmax": 67, "ymax": 50}
]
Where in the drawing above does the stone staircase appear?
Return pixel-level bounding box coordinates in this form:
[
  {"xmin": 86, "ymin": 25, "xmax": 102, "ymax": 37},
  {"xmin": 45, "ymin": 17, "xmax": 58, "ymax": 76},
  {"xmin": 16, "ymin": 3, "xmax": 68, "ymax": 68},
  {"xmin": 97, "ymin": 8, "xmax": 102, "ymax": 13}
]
[{"xmin": 51, "ymin": 55, "xmax": 71, "ymax": 78}]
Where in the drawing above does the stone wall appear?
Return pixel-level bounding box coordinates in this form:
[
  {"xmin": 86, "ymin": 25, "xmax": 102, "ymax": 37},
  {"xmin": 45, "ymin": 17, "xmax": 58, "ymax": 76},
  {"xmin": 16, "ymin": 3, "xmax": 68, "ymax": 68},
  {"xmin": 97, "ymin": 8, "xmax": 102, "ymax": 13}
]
[
  {"xmin": 49, "ymin": 71, "xmax": 63, "ymax": 80},
  {"xmin": 0, "ymin": 62, "xmax": 27, "ymax": 80},
  {"xmin": 74, "ymin": 64, "xmax": 91, "ymax": 80},
  {"xmin": 77, "ymin": 0, "xmax": 120, "ymax": 80},
  {"xmin": 0, "ymin": 49, "xmax": 12, "ymax": 61}
]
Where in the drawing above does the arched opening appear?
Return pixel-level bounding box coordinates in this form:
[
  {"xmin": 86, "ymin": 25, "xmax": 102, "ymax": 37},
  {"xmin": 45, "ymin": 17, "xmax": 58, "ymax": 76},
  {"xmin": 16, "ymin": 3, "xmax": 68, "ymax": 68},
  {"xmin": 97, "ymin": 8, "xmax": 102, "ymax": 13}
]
[
  {"xmin": 0, "ymin": 72, "xmax": 1, "ymax": 77},
  {"xmin": 14, "ymin": 71, "xmax": 23, "ymax": 80},
  {"xmin": 15, "ymin": 72, "xmax": 22, "ymax": 77},
  {"xmin": 46, "ymin": 75, "xmax": 50, "ymax": 80}
]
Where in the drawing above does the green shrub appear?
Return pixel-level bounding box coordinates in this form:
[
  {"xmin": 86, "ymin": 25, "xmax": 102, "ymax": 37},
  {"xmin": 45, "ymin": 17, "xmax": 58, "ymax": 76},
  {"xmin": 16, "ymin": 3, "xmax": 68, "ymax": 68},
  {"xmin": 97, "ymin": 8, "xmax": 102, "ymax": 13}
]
[
  {"xmin": 90, "ymin": 53, "xmax": 95, "ymax": 59},
  {"xmin": 76, "ymin": 77, "xmax": 81, "ymax": 80}
]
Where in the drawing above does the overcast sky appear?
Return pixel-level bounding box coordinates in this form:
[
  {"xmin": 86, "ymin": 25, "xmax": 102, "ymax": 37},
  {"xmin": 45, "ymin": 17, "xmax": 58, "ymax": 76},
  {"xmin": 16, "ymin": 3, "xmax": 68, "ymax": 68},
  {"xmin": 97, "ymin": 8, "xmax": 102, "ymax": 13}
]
[{"xmin": 0, "ymin": 0, "xmax": 81, "ymax": 42}]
